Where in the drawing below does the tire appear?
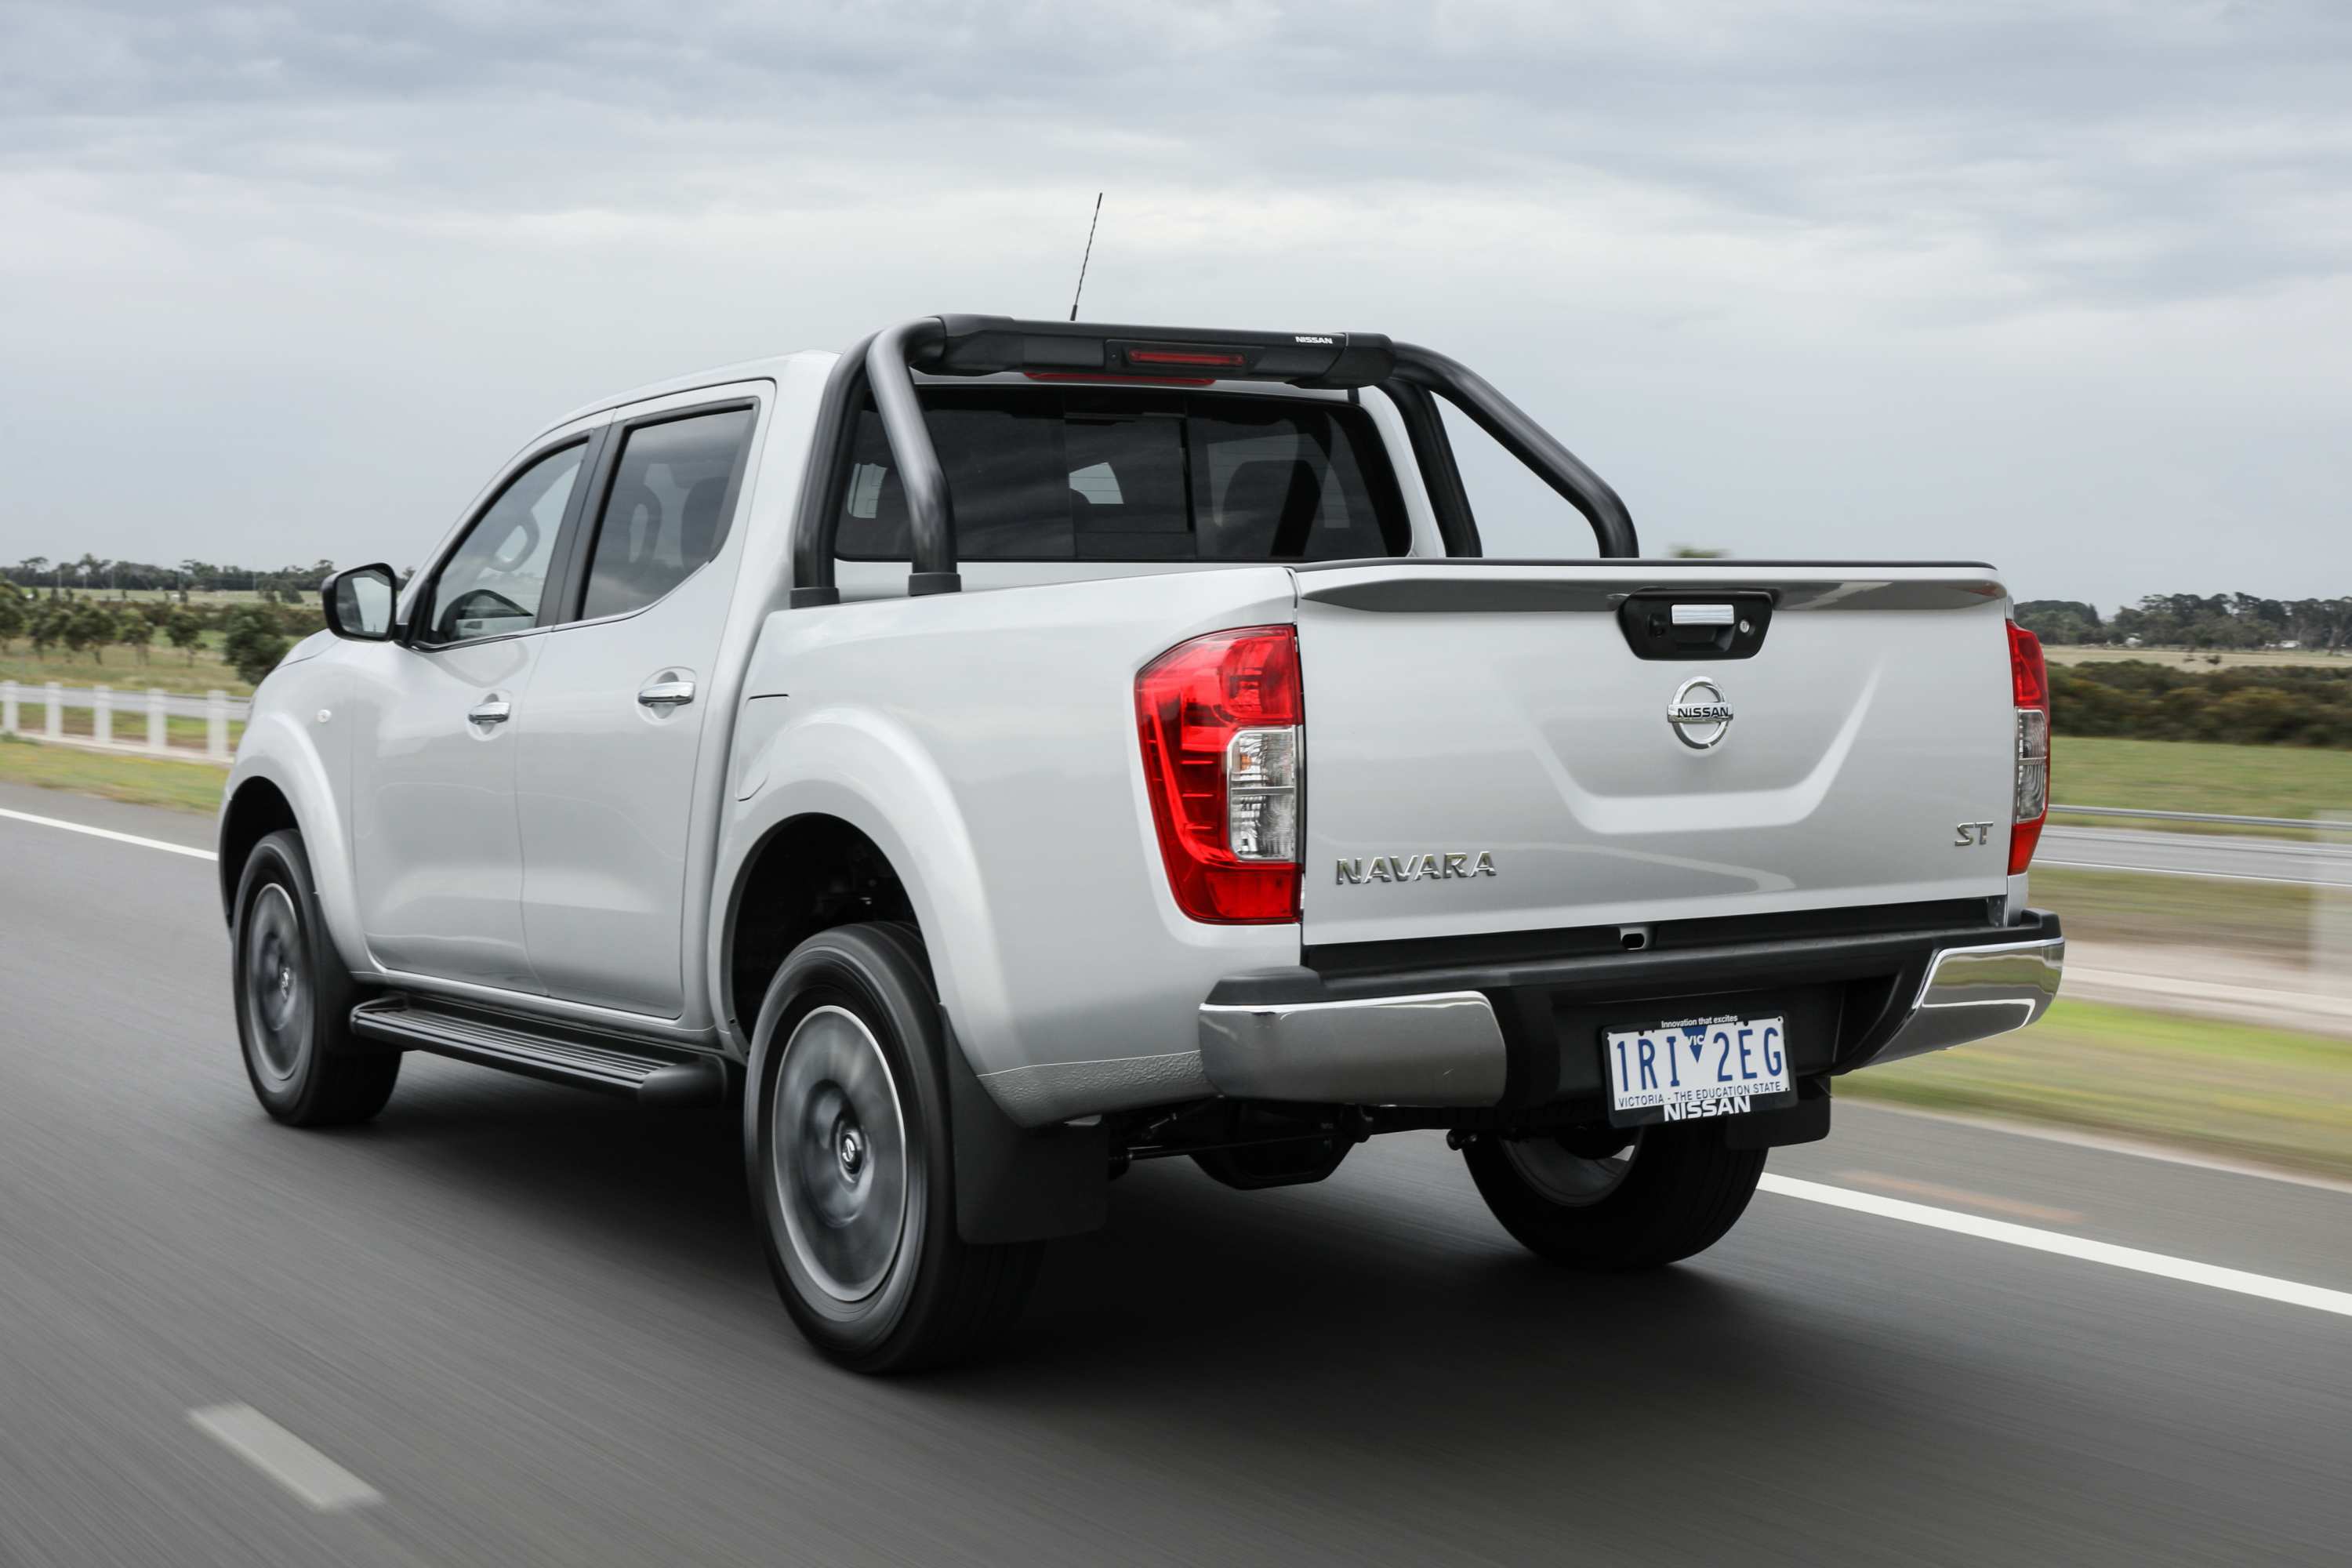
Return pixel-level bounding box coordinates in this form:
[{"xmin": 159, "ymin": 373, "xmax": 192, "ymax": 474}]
[
  {"xmin": 745, "ymin": 923, "xmax": 1040, "ymax": 1373},
  {"xmin": 230, "ymin": 828, "xmax": 401, "ymax": 1127},
  {"xmin": 1463, "ymin": 1123, "xmax": 1766, "ymax": 1271}
]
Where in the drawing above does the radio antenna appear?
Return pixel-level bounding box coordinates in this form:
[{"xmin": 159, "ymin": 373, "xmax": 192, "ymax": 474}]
[{"xmin": 1068, "ymin": 191, "xmax": 1103, "ymax": 321}]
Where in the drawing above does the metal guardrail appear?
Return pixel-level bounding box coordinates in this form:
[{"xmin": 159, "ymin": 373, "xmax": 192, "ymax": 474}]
[
  {"xmin": 2050, "ymin": 804, "xmax": 2352, "ymax": 833},
  {"xmin": 0, "ymin": 680, "xmax": 248, "ymax": 764}
]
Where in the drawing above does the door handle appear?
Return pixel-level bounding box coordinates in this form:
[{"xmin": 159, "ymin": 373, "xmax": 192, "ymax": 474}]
[
  {"xmin": 468, "ymin": 699, "xmax": 513, "ymax": 726},
  {"xmin": 637, "ymin": 679, "xmax": 695, "ymax": 709}
]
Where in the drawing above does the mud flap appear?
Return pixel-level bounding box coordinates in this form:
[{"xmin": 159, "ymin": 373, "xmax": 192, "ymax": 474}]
[{"xmin": 942, "ymin": 1016, "xmax": 1109, "ymax": 1245}]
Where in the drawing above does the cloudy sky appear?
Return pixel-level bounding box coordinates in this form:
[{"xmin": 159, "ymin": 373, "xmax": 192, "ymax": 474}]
[{"xmin": 3, "ymin": 0, "xmax": 2346, "ymax": 608}]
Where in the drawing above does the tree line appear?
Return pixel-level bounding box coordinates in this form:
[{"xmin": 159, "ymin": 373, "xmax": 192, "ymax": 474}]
[
  {"xmin": 4, "ymin": 554, "xmax": 343, "ymax": 604},
  {"xmin": 0, "ymin": 583, "xmax": 320, "ymax": 684},
  {"xmin": 2017, "ymin": 594, "xmax": 2350, "ymax": 652}
]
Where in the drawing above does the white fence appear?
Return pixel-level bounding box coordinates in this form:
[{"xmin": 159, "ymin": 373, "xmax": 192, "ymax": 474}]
[{"xmin": 0, "ymin": 681, "xmax": 251, "ymax": 764}]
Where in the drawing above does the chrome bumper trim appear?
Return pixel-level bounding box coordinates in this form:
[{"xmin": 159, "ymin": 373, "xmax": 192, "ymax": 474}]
[
  {"xmin": 1198, "ymin": 990, "xmax": 1508, "ymax": 1107},
  {"xmin": 1871, "ymin": 935, "xmax": 2067, "ymax": 1067}
]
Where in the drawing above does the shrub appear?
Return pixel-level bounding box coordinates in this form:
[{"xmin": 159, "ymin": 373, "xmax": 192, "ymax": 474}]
[
  {"xmin": 2049, "ymin": 662, "xmax": 2352, "ymax": 748},
  {"xmin": 220, "ymin": 606, "xmax": 292, "ymax": 686}
]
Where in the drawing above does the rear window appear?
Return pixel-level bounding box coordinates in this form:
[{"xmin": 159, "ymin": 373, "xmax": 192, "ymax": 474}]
[{"xmin": 835, "ymin": 388, "xmax": 1408, "ymax": 561}]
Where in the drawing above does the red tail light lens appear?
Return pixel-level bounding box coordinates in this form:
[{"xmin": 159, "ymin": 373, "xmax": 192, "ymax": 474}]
[
  {"xmin": 2007, "ymin": 619, "xmax": 2049, "ymax": 875},
  {"xmin": 1135, "ymin": 626, "xmax": 1302, "ymax": 923}
]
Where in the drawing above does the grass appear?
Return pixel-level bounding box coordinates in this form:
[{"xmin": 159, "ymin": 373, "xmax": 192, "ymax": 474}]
[
  {"xmin": 1841, "ymin": 998, "xmax": 2352, "ymax": 1181},
  {"xmin": 2050, "ymin": 735, "xmax": 2352, "ymax": 836},
  {"xmin": 34, "ymin": 704, "xmax": 245, "ymax": 753},
  {"xmin": 0, "ymin": 642, "xmax": 250, "ymax": 696},
  {"xmin": 2046, "ymin": 644, "xmax": 2350, "ymax": 672},
  {"xmin": 0, "ymin": 734, "xmax": 227, "ymax": 815},
  {"xmin": 2028, "ymin": 866, "xmax": 2317, "ymax": 958}
]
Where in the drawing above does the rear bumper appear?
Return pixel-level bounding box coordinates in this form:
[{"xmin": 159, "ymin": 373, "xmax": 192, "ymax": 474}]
[
  {"xmin": 1197, "ymin": 907, "xmax": 2063, "ymax": 1109},
  {"xmin": 1197, "ymin": 990, "xmax": 1510, "ymax": 1106},
  {"xmin": 1867, "ymin": 933, "xmax": 2065, "ymax": 1067}
]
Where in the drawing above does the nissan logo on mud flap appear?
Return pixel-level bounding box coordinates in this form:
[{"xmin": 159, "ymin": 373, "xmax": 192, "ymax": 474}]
[{"xmin": 1667, "ymin": 677, "xmax": 1733, "ymax": 750}]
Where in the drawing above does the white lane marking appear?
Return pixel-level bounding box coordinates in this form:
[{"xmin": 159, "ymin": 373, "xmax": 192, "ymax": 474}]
[
  {"xmin": 1832, "ymin": 1169, "xmax": 2084, "ymax": 1225},
  {"xmin": 187, "ymin": 1404, "xmax": 383, "ymax": 1512},
  {"xmin": 0, "ymin": 804, "xmax": 216, "ymax": 860},
  {"xmin": 1760, "ymin": 1174, "xmax": 2352, "ymax": 1319}
]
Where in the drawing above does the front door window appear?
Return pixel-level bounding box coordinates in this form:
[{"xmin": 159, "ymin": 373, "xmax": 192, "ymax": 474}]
[{"xmin": 421, "ymin": 444, "xmax": 583, "ymax": 643}]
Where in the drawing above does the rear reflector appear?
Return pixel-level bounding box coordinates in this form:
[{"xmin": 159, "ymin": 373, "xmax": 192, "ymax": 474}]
[
  {"xmin": 2007, "ymin": 620, "xmax": 2049, "ymax": 875},
  {"xmin": 1135, "ymin": 627, "xmax": 1302, "ymax": 923}
]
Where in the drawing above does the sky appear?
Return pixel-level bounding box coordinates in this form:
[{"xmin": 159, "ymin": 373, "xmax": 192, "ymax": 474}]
[{"xmin": 2, "ymin": 0, "xmax": 2347, "ymax": 610}]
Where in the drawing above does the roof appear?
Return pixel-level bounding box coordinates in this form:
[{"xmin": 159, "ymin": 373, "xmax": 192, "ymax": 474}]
[{"xmin": 540, "ymin": 349, "xmax": 833, "ymax": 438}]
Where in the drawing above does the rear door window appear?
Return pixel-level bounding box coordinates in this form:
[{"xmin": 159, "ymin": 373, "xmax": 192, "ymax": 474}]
[
  {"xmin": 836, "ymin": 389, "xmax": 1406, "ymax": 561},
  {"xmin": 576, "ymin": 406, "xmax": 755, "ymax": 621}
]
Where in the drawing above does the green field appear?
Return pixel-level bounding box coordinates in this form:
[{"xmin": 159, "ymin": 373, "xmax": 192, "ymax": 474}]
[
  {"xmin": 0, "ymin": 734, "xmax": 227, "ymax": 814},
  {"xmin": 2051, "ymin": 735, "xmax": 2352, "ymax": 833},
  {"xmin": 1841, "ymin": 998, "xmax": 2352, "ymax": 1181}
]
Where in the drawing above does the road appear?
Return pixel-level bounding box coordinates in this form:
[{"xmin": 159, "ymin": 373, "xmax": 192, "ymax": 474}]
[
  {"xmin": 3, "ymin": 782, "xmax": 2348, "ymax": 1567},
  {"xmin": 2041, "ymin": 822, "xmax": 2352, "ymax": 887}
]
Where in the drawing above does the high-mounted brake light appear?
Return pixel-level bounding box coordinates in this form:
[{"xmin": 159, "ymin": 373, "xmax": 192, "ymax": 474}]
[
  {"xmin": 2007, "ymin": 619, "xmax": 2049, "ymax": 875},
  {"xmin": 1127, "ymin": 348, "xmax": 1248, "ymax": 368},
  {"xmin": 1135, "ymin": 626, "xmax": 1302, "ymax": 923}
]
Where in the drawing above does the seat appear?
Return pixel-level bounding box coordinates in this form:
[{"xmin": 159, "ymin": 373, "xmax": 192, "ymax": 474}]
[{"xmin": 1218, "ymin": 458, "xmax": 1325, "ymax": 557}]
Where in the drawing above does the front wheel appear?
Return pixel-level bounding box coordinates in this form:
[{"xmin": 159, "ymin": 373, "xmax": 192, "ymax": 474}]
[
  {"xmin": 231, "ymin": 829, "xmax": 401, "ymax": 1127},
  {"xmin": 1463, "ymin": 1123, "xmax": 1765, "ymax": 1270},
  {"xmin": 746, "ymin": 924, "xmax": 1040, "ymax": 1373}
]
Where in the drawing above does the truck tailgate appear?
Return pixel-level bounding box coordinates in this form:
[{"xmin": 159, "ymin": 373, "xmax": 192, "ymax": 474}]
[{"xmin": 1294, "ymin": 563, "xmax": 2018, "ymax": 946}]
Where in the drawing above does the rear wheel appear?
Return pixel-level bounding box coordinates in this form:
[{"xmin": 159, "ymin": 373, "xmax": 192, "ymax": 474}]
[
  {"xmin": 231, "ymin": 829, "xmax": 401, "ymax": 1127},
  {"xmin": 1463, "ymin": 1123, "xmax": 1765, "ymax": 1270},
  {"xmin": 746, "ymin": 923, "xmax": 1040, "ymax": 1373}
]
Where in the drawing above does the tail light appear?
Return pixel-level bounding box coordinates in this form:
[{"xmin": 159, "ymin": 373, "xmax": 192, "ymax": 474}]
[
  {"xmin": 2007, "ymin": 619, "xmax": 2049, "ymax": 874},
  {"xmin": 1135, "ymin": 626, "xmax": 1301, "ymax": 923}
]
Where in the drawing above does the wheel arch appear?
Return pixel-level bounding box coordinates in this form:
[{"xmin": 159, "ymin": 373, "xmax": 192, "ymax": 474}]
[
  {"xmin": 712, "ymin": 706, "xmax": 1011, "ymax": 1066},
  {"xmin": 218, "ymin": 774, "xmax": 297, "ymax": 922},
  {"xmin": 720, "ymin": 811, "xmax": 918, "ymax": 1046},
  {"xmin": 217, "ymin": 713, "xmax": 370, "ymax": 978}
]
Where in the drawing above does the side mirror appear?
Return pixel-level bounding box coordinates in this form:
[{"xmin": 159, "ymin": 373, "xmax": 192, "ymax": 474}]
[{"xmin": 323, "ymin": 563, "xmax": 398, "ymax": 641}]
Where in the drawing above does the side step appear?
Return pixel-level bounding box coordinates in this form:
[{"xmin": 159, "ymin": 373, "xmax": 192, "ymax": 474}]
[{"xmin": 350, "ymin": 997, "xmax": 727, "ymax": 1107}]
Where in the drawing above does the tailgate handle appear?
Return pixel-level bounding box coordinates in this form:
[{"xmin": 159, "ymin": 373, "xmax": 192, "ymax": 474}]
[{"xmin": 1617, "ymin": 590, "xmax": 1774, "ymax": 661}]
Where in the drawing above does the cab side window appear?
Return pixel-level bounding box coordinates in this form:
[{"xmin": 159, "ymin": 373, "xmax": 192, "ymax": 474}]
[
  {"xmin": 421, "ymin": 443, "xmax": 584, "ymax": 644},
  {"xmin": 577, "ymin": 408, "xmax": 754, "ymax": 621}
]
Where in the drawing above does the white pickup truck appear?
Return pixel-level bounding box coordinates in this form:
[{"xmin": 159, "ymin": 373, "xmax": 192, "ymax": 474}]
[{"xmin": 221, "ymin": 314, "xmax": 2063, "ymax": 1370}]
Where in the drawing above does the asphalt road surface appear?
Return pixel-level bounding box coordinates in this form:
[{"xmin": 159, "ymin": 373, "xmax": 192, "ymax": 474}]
[
  {"xmin": 3, "ymin": 782, "xmax": 2348, "ymax": 1567},
  {"xmin": 2041, "ymin": 822, "xmax": 2352, "ymax": 887}
]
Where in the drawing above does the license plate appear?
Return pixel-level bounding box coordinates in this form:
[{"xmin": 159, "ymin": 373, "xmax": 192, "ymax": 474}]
[{"xmin": 1603, "ymin": 1013, "xmax": 1794, "ymax": 1126}]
